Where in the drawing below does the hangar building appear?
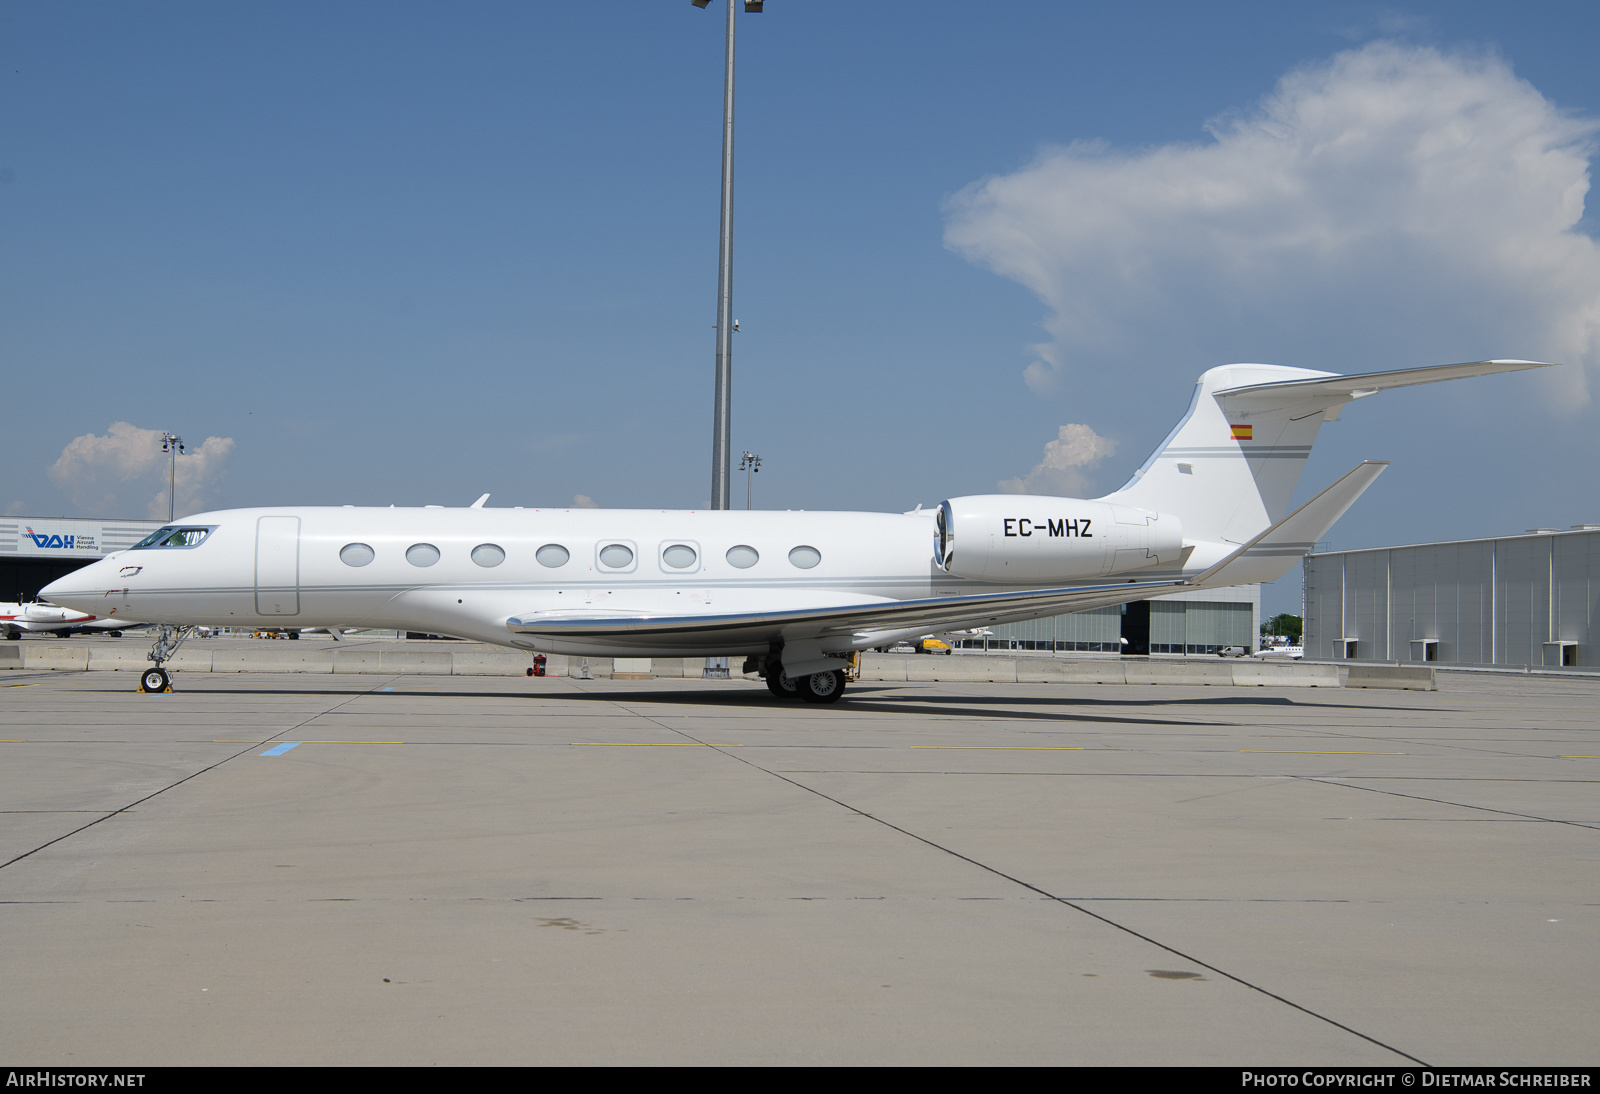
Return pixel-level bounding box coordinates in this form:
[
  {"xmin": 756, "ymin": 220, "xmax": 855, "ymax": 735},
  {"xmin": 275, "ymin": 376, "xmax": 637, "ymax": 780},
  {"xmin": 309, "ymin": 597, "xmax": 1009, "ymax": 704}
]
[
  {"xmin": 954, "ymin": 584, "xmax": 1260, "ymax": 656},
  {"xmin": 1, "ymin": 516, "xmax": 167, "ymax": 602},
  {"xmin": 1303, "ymin": 525, "xmax": 1599, "ymax": 668}
]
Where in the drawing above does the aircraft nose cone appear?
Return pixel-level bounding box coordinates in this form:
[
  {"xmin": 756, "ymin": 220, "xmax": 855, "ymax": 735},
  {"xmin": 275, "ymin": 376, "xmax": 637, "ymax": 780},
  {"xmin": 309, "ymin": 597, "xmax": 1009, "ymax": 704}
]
[
  {"xmin": 38, "ymin": 574, "xmax": 72, "ymax": 605},
  {"xmin": 39, "ymin": 564, "xmax": 104, "ymax": 613}
]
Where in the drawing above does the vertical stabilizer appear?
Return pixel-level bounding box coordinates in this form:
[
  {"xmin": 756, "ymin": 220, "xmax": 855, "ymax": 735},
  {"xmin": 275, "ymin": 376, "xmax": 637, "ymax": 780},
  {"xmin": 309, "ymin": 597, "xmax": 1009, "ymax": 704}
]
[
  {"xmin": 1102, "ymin": 358, "xmax": 1554, "ymax": 547},
  {"xmin": 1104, "ymin": 364, "xmax": 1338, "ymax": 545}
]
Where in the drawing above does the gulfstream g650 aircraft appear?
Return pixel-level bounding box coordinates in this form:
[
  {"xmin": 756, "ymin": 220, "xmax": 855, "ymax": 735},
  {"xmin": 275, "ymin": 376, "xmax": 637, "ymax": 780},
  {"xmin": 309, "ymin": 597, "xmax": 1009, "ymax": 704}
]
[{"xmin": 42, "ymin": 360, "xmax": 1551, "ymax": 700}]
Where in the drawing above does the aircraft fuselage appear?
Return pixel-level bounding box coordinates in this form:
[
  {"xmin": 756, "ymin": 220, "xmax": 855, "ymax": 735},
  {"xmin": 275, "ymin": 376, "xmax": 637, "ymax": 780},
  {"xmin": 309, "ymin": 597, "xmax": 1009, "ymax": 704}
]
[{"xmin": 50, "ymin": 505, "xmax": 1177, "ymax": 657}]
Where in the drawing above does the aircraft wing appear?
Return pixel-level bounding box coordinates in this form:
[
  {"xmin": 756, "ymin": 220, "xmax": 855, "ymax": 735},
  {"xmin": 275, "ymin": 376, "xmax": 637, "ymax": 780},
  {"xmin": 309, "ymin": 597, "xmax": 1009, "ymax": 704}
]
[
  {"xmin": 506, "ymin": 577, "xmax": 1187, "ymax": 650},
  {"xmin": 1213, "ymin": 359, "xmax": 1555, "ymax": 401},
  {"xmin": 506, "ymin": 462, "xmax": 1389, "ymax": 651}
]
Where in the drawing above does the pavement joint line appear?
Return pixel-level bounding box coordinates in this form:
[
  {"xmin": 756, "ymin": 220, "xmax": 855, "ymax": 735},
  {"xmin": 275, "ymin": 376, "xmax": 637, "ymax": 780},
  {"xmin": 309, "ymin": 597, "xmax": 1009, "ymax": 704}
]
[
  {"xmin": 605, "ymin": 696, "xmax": 1430, "ymax": 1067},
  {"xmin": 0, "ymin": 677, "xmax": 394, "ymax": 873},
  {"xmin": 1301, "ymin": 776, "xmax": 1600, "ymax": 830},
  {"xmin": 1241, "ymin": 749, "xmax": 1406, "ymax": 755},
  {"xmin": 912, "ymin": 745, "xmax": 1084, "ymax": 750},
  {"xmin": 571, "ymin": 742, "xmax": 742, "ymax": 746}
]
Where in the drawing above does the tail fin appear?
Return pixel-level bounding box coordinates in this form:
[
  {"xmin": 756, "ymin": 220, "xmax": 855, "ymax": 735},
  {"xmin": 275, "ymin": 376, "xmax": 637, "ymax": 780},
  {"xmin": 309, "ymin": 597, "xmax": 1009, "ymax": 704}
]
[{"xmin": 1103, "ymin": 359, "xmax": 1553, "ymax": 546}]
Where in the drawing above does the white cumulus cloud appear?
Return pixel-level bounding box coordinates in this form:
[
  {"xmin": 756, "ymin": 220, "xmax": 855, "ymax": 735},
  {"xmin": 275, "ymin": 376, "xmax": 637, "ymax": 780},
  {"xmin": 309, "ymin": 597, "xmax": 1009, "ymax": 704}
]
[
  {"xmin": 49, "ymin": 423, "xmax": 235, "ymax": 519},
  {"xmin": 571, "ymin": 494, "xmax": 599, "ymax": 509},
  {"xmin": 944, "ymin": 41, "xmax": 1600, "ymax": 408},
  {"xmin": 999, "ymin": 423, "xmax": 1117, "ymax": 497}
]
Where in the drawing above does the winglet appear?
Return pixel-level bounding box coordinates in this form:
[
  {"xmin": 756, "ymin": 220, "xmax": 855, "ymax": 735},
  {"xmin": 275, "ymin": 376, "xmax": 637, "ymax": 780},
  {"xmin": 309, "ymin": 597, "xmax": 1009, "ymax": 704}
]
[
  {"xmin": 1189, "ymin": 461, "xmax": 1389, "ymax": 588},
  {"xmin": 470, "ymin": 493, "xmax": 490, "ymax": 509}
]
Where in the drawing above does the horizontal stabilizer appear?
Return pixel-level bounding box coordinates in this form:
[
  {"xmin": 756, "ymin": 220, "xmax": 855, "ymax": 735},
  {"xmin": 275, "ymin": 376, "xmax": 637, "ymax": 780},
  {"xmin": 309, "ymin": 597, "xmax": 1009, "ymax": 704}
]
[
  {"xmin": 1189, "ymin": 461, "xmax": 1389, "ymax": 588},
  {"xmin": 1214, "ymin": 360, "xmax": 1555, "ymax": 402}
]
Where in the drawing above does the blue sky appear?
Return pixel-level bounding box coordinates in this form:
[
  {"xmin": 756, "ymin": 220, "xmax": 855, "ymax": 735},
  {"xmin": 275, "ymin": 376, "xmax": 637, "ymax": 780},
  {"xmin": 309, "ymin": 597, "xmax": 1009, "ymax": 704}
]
[{"xmin": 4, "ymin": 1, "xmax": 1598, "ymax": 616}]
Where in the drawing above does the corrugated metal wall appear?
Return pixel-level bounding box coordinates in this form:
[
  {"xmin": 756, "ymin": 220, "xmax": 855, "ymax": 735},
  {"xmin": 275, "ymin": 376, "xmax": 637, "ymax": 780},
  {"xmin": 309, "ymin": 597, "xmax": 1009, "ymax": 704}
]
[
  {"xmin": 1304, "ymin": 528, "xmax": 1597, "ymax": 667},
  {"xmin": 980, "ymin": 605, "xmax": 1122, "ymax": 650},
  {"xmin": 977, "ymin": 597, "xmax": 1255, "ymax": 654}
]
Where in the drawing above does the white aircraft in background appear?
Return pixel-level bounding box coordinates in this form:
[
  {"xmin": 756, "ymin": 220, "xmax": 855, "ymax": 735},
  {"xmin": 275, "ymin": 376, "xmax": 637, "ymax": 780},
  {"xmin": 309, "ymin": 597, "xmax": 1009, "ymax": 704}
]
[
  {"xmin": 1254, "ymin": 644, "xmax": 1305, "ymax": 660},
  {"xmin": 1, "ymin": 600, "xmax": 138, "ymax": 638},
  {"xmin": 41, "ymin": 360, "xmax": 1552, "ymax": 700}
]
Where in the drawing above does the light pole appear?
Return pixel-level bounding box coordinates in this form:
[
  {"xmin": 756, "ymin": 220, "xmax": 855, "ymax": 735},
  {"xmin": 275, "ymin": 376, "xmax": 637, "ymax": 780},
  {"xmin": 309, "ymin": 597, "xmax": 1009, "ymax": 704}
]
[
  {"xmin": 693, "ymin": 0, "xmax": 764, "ymax": 510},
  {"xmin": 739, "ymin": 451, "xmax": 762, "ymax": 510},
  {"xmin": 160, "ymin": 432, "xmax": 185, "ymax": 522}
]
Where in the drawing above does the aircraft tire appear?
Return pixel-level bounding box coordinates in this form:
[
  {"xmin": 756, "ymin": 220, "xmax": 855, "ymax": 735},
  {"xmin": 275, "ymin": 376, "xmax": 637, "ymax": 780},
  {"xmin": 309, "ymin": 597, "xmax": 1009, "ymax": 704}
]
[
  {"xmin": 139, "ymin": 667, "xmax": 170, "ymax": 694},
  {"xmin": 797, "ymin": 669, "xmax": 846, "ymax": 704},
  {"xmin": 765, "ymin": 668, "xmax": 799, "ymax": 699}
]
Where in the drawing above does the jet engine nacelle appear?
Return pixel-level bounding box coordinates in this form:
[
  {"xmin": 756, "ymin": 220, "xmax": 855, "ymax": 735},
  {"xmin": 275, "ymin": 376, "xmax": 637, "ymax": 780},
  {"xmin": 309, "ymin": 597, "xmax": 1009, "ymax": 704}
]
[{"xmin": 935, "ymin": 496, "xmax": 1184, "ymax": 582}]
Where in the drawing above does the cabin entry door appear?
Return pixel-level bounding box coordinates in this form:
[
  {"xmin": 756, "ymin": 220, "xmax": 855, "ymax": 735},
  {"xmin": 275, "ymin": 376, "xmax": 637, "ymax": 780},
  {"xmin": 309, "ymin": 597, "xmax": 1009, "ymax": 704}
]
[{"xmin": 255, "ymin": 516, "xmax": 301, "ymax": 616}]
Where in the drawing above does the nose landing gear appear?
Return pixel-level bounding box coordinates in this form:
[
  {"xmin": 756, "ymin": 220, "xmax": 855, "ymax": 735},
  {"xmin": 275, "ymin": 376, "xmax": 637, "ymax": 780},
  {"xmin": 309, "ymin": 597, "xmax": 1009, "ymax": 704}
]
[{"xmin": 138, "ymin": 625, "xmax": 194, "ymax": 694}]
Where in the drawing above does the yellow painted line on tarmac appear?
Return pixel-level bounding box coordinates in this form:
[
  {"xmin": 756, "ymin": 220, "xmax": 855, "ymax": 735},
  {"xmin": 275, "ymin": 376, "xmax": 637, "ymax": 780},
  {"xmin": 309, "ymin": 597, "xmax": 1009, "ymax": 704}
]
[
  {"xmin": 571, "ymin": 742, "xmax": 742, "ymax": 747},
  {"xmin": 1561, "ymin": 755, "xmax": 1600, "ymax": 759},
  {"xmin": 913, "ymin": 745, "xmax": 1084, "ymax": 751},
  {"xmin": 2, "ymin": 677, "xmax": 129, "ymax": 689},
  {"xmin": 1241, "ymin": 749, "xmax": 1406, "ymax": 755}
]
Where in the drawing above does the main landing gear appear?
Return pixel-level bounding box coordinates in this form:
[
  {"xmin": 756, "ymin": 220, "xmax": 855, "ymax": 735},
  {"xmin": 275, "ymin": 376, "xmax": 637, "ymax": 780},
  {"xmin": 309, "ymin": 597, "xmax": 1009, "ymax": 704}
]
[
  {"xmin": 766, "ymin": 666, "xmax": 846, "ymax": 704},
  {"xmin": 138, "ymin": 624, "xmax": 193, "ymax": 694}
]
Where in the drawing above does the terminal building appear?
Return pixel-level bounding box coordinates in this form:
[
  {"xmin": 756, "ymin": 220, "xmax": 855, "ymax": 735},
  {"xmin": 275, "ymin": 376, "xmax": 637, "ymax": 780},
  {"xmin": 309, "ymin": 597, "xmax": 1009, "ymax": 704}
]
[
  {"xmin": 1303, "ymin": 524, "xmax": 1599, "ymax": 669},
  {"xmin": 0, "ymin": 516, "xmax": 167, "ymax": 602}
]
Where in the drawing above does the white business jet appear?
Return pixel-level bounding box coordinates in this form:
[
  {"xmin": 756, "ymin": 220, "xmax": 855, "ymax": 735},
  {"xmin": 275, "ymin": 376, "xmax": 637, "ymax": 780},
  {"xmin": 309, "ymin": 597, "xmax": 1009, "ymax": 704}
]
[{"xmin": 41, "ymin": 360, "xmax": 1551, "ymax": 699}]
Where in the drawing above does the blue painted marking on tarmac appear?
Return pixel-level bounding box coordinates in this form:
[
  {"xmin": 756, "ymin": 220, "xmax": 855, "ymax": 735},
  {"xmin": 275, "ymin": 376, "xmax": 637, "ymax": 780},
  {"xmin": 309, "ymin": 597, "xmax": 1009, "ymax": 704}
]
[
  {"xmin": 380, "ymin": 687, "xmax": 393, "ymax": 692},
  {"xmin": 260, "ymin": 742, "xmax": 300, "ymax": 756}
]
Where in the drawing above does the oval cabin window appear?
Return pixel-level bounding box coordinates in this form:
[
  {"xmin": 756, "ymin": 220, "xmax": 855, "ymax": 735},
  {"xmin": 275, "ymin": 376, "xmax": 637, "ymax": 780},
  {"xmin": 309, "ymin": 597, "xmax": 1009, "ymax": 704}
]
[
  {"xmin": 535, "ymin": 544, "xmax": 570, "ymax": 568},
  {"xmin": 662, "ymin": 544, "xmax": 697, "ymax": 569},
  {"xmin": 788, "ymin": 545, "xmax": 821, "ymax": 569},
  {"xmin": 339, "ymin": 543, "xmax": 375, "ymax": 567},
  {"xmin": 405, "ymin": 543, "xmax": 441, "ymax": 567},
  {"xmin": 599, "ymin": 544, "xmax": 634, "ymax": 568},
  {"xmin": 471, "ymin": 543, "xmax": 505, "ymax": 568}
]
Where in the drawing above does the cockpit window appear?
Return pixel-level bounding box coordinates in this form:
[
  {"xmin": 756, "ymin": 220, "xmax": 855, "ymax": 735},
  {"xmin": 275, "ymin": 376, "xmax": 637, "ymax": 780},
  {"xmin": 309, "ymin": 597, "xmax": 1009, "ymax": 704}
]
[{"xmin": 132, "ymin": 526, "xmax": 213, "ymax": 549}]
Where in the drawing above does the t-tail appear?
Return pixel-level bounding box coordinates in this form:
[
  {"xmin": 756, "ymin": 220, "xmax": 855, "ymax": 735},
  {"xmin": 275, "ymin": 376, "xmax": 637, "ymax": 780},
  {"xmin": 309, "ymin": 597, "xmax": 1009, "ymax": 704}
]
[{"xmin": 1102, "ymin": 360, "xmax": 1556, "ymax": 552}]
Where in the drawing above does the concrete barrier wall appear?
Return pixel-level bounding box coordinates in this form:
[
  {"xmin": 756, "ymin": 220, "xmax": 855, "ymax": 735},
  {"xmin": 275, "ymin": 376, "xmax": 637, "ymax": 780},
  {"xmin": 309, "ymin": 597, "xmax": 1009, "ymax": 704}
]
[
  {"xmin": 858, "ymin": 653, "xmax": 1340, "ymax": 687},
  {"xmin": 6, "ymin": 641, "xmax": 1351, "ymax": 688},
  {"xmin": 1345, "ymin": 664, "xmax": 1436, "ymax": 690}
]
